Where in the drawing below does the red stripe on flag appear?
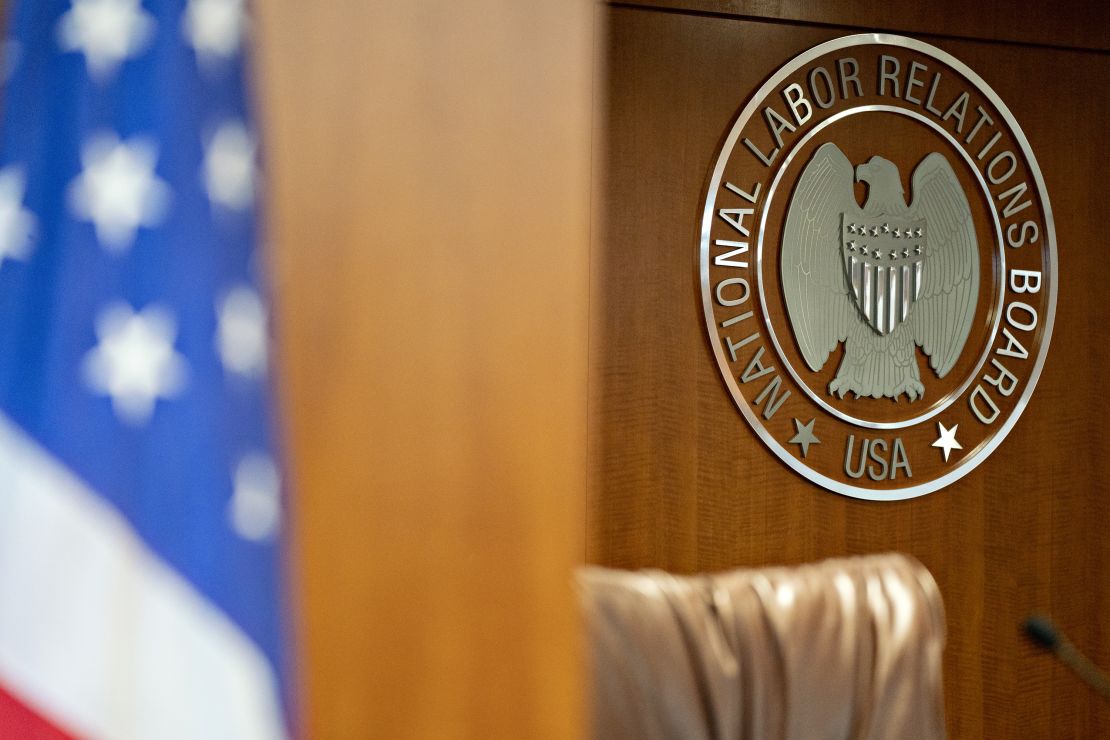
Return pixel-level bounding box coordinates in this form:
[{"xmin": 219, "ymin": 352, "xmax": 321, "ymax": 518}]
[{"xmin": 0, "ymin": 681, "xmax": 76, "ymax": 740}]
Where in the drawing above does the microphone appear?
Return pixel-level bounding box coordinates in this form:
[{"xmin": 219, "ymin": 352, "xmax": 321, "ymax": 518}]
[{"xmin": 1023, "ymin": 615, "xmax": 1110, "ymax": 701}]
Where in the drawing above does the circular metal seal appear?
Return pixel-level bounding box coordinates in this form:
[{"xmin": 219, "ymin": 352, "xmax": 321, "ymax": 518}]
[{"xmin": 699, "ymin": 34, "xmax": 1056, "ymax": 500}]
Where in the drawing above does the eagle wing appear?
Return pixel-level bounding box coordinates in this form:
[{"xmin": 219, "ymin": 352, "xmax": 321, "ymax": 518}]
[
  {"xmin": 781, "ymin": 142, "xmax": 862, "ymax": 372},
  {"xmin": 907, "ymin": 153, "xmax": 979, "ymax": 378}
]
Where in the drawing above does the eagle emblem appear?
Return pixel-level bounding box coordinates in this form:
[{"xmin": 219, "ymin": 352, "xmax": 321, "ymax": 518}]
[{"xmin": 781, "ymin": 142, "xmax": 979, "ymax": 401}]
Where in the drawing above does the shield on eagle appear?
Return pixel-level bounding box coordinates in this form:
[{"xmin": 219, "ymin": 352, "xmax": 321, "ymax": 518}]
[
  {"xmin": 780, "ymin": 143, "xmax": 979, "ymax": 401},
  {"xmin": 840, "ymin": 215, "xmax": 926, "ymax": 336}
]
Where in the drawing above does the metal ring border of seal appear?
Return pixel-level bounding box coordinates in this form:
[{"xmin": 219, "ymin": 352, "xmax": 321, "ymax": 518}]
[{"xmin": 698, "ymin": 33, "xmax": 1058, "ymax": 501}]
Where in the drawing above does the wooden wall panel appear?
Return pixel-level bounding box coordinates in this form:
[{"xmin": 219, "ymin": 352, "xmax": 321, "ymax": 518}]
[
  {"xmin": 589, "ymin": 6, "xmax": 1110, "ymax": 737},
  {"xmin": 615, "ymin": 0, "xmax": 1110, "ymax": 53},
  {"xmin": 256, "ymin": 4, "xmax": 593, "ymax": 738}
]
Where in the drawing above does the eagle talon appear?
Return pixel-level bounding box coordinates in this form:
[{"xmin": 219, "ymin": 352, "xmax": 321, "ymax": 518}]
[
  {"xmin": 828, "ymin": 377, "xmax": 856, "ymax": 399},
  {"xmin": 828, "ymin": 376, "xmax": 926, "ymax": 402},
  {"xmin": 891, "ymin": 379, "xmax": 926, "ymax": 402}
]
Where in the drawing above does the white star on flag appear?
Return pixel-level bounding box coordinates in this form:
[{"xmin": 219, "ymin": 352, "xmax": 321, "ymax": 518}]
[
  {"xmin": 68, "ymin": 132, "xmax": 170, "ymax": 252},
  {"xmin": 0, "ymin": 165, "xmax": 36, "ymax": 266},
  {"xmin": 216, "ymin": 285, "xmax": 268, "ymax": 377},
  {"xmin": 229, "ymin": 452, "xmax": 281, "ymax": 541},
  {"xmin": 82, "ymin": 302, "xmax": 188, "ymax": 425},
  {"xmin": 931, "ymin": 421, "xmax": 963, "ymax": 462},
  {"xmin": 56, "ymin": 0, "xmax": 155, "ymax": 82},
  {"xmin": 183, "ymin": 0, "xmax": 247, "ymax": 65},
  {"xmin": 204, "ymin": 120, "xmax": 257, "ymax": 211}
]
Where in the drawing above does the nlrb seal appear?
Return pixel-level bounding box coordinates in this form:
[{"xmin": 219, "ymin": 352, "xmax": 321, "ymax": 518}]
[{"xmin": 699, "ymin": 34, "xmax": 1056, "ymax": 500}]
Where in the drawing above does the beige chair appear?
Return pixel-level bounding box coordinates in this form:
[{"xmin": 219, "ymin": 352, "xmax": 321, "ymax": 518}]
[{"xmin": 579, "ymin": 553, "xmax": 946, "ymax": 740}]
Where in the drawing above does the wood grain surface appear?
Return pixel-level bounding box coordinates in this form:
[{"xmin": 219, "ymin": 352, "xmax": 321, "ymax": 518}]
[
  {"xmin": 589, "ymin": 5, "xmax": 1110, "ymax": 737},
  {"xmin": 613, "ymin": 0, "xmax": 1110, "ymax": 53},
  {"xmin": 255, "ymin": 4, "xmax": 594, "ymax": 738}
]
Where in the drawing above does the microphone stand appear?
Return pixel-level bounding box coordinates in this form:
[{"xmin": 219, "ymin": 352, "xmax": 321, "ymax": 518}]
[{"xmin": 1024, "ymin": 615, "xmax": 1110, "ymax": 702}]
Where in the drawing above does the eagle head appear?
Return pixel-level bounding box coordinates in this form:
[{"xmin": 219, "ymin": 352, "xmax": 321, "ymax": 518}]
[{"xmin": 855, "ymin": 156, "xmax": 905, "ymax": 213}]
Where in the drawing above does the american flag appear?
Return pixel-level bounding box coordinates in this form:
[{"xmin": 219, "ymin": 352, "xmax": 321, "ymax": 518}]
[{"xmin": 0, "ymin": 1, "xmax": 291, "ymax": 738}]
